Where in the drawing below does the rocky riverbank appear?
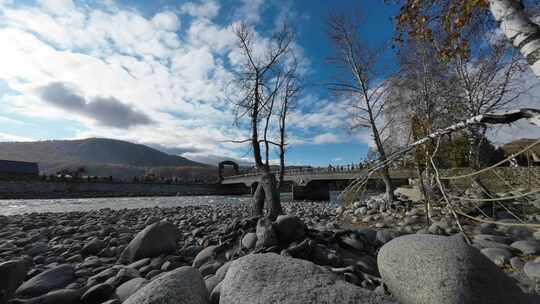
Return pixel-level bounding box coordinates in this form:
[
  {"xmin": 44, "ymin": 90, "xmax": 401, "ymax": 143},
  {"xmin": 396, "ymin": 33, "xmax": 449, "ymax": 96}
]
[{"xmin": 0, "ymin": 199, "xmax": 539, "ymax": 303}]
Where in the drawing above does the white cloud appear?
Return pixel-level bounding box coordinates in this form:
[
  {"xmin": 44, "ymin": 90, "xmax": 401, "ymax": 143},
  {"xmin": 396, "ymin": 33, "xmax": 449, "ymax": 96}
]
[
  {"xmin": 180, "ymin": 1, "xmax": 220, "ymax": 19},
  {"xmin": 0, "ymin": 0, "xmax": 333, "ymax": 163},
  {"xmin": 313, "ymin": 133, "xmax": 343, "ymax": 144},
  {"xmin": 152, "ymin": 11, "xmax": 180, "ymax": 32},
  {"xmin": 0, "ymin": 131, "xmax": 33, "ymax": 142},
  {"xmin": 235, "ymin": 0, "xmax": 264, "ymax": 24}
]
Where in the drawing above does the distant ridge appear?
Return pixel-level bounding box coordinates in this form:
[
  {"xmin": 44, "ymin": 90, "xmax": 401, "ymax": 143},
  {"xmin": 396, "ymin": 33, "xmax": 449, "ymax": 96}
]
[
  {"xmin": 0, "ymin": 138, "xmax": 211, "ymax": 179},
  {"xmin": 0, "ymin": 138, "xmax": 204, "ymax": 167}
]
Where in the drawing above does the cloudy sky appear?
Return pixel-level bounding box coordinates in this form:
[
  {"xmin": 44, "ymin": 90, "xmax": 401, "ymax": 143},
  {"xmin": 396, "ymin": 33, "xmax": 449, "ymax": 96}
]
[{"xmin": 0, "ymin": 0, "xmax": 538, "ymax": 166}]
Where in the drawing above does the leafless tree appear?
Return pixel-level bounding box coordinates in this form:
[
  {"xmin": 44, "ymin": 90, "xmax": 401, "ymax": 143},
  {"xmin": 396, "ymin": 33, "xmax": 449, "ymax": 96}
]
[
  {"xmin": 386, "ymin": 40, "xmax": 458, "ymax": 221},
  {"xmin": 451, "ymin": 42, "xmax": 532, "ymax": 168},
  {"xmin": 277, "ymin": 57, "xmax": 301, "ymax": 189},
  {"xmin": 326, "ymin": 13, "xmax": 395, "ymax": 204},
  {"xmin": 230, "ymin": 22, "xmax": 295, "ymax": 220}
]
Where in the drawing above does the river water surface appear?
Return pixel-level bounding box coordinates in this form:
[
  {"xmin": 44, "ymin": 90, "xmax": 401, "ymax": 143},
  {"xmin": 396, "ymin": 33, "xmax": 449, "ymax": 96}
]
[{"xmin": 0, "ymin": 192, "xmax": 344, "ymax": 216}]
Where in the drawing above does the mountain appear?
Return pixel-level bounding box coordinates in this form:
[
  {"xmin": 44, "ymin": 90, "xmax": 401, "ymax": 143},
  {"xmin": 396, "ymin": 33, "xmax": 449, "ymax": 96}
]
[{"xmin": 0, "ymin": 138, "xmax": 212, "ymax": 180}]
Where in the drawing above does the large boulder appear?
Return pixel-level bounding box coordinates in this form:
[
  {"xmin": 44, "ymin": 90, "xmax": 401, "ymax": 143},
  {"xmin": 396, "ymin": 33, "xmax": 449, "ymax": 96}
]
[
  {"xmin": 0, "ymin": 259, "xmax": 29, "ymax": 302},
  {"xmin": 378, "ymin": 234, "xmax": 532, "ymax": 304},
  {"xmin": 123, "ymin": 266, "xmax": 209, "ymax": 304},
  {"xmin": 119, "ymin": 221, "xmax": 179, "ymax": 264},
  {"xmin": 115, "ymin": 278, "xmax": 148, "ymax": 302},
  {"xmin": 274, "ymin": 215, "xmax": 306, "ymax": 244},
  {"xmin": 15, "ymin": 264, "xmax": 76, "ymax": 298},
  {"xmin": 220, "ymin": 253, "xmax": 397, "ymax": 304}
]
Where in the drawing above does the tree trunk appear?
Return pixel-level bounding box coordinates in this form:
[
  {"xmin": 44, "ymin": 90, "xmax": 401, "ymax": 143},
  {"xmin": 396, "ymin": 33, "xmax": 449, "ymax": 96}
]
[
  {"xmin": 380, "ymin": 166, "xmax": 395, "ymax": 206},
  {"xmin": 488, "ymin": 0, "xmax": 540, "ymax": 78},
  {"xmin": 252, "ymin": 181, "xmax": 265, "ymax": 217},
  {"xmin": 262, "ymin": 171, "xmax": 282, "ymax": 220},
  {"xmin": 252, "ymin": 170, "xmax": 283, "ymax": 220},
  {"xmin": 371, "ymin": 121, "xmax": 395, "ymax": 204},
  {"xmin": 467, "ymin": 126, "xmax": 481, "ymax": 169}
]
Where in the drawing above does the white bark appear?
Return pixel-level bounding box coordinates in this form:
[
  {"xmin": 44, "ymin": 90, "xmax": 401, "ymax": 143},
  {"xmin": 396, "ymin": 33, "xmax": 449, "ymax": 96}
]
[{"xmin": 488, "ymin": 0, "xmax": 540, "ymax": 77}]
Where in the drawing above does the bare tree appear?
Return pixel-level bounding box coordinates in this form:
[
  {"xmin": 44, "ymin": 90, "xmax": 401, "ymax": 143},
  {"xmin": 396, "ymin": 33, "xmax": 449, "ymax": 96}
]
[
  {"xmin": 451, "ymin": 43, "xmax": 531, "ymax": 167},
  {"xmin": 230, "ymin": 22, "xmax": 295, "ymax": 220},
  {"xmin": 387, "ymin": 40, "xmax": 457, "ymax": 221},
  {"xmin": 326, "ymin": 13, "xmax": 395, "ymax": 204},
  {"xmin": 277, "ymin": 58, "xmax": 301, "ymax": 189}
]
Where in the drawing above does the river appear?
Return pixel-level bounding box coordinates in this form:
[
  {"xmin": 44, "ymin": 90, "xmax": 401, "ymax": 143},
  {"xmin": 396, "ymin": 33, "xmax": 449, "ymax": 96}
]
[{"xmin": 0, "ymin": 192, "xmax": 343, "ymax": 215}]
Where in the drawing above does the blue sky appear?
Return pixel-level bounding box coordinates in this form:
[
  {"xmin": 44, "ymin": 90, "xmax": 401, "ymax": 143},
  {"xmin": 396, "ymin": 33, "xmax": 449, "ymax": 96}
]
[{"xmin": 0, "ymin": 0, "xmax": 407, "ymax": 166}]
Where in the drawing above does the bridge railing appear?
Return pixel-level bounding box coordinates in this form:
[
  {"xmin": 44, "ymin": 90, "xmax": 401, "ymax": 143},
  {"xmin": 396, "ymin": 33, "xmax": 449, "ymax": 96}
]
[{"xmin": 222, "ymin": 166, "xmax": 389, "ymax": 180}]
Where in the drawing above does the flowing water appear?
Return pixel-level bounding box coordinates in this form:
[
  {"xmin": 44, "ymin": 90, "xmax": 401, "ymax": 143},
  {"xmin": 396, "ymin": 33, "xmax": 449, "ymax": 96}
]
[{"xmin": 0, "ymin": 192, "xmax": 343, "ymax": 216}]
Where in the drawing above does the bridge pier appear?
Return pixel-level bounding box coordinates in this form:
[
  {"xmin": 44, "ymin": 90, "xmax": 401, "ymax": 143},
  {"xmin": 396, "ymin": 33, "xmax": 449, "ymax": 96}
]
[{"xmin": 292, "ymin": 181, "xmax": 330, "ymax": 201}]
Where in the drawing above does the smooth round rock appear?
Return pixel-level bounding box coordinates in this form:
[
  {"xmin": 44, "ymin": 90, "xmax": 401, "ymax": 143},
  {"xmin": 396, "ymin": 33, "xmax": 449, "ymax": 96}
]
[
  {"xmin": 480, "ymin": 247, "xmax": 513, "ymax": 266},
  {"xmin": 118, "ymin": 221, "xmax": 179, "ymax": 264},
  {"xmin": 81, "ymin": 283, "xmax": 115, "ymax": 304},
  {"xmin": 193, "ymin": 245, "xmax": 218, "ymax": 269},
  {"xmin": 274, "ymin": 215, "xmax": 306, "ymax": 244},
  {"xmin": 82, "ymin": 238, "xmax": 106, "ymax": 256},
  {"xmin": 378, "ymin": 234, "xmax": 529, "ymax": 304},
  {"xmin": 32, "ymin": 288, "xmax": 82, "ymax": 304},
  {"xmin": 0, "ymin": 259, "xmax": 29, "ymax": 301},
  {"xmin": 524, "ymin": 259, "xmax": 540, "ymax": 280},
  {"xmin": 220, "ymin": 253, "xmax": 397, "ymax": 304},
  {"xmin": 511, "ymin": 240, "xmax": 540, "ymax": 255},
  {"xmin": 15, "ymin": 264, "xmax": 76, "ymax": 297},
  {"xmin": 115, "ymin": 278, "xmax": 148, "ymax": 302},
  {"xmin": 123, "ymin": 266, "xmax": 209, "ymax": 304},
  {"xmin": 241, "ymin": 233, "xmax": 257, "ymax": 250}
]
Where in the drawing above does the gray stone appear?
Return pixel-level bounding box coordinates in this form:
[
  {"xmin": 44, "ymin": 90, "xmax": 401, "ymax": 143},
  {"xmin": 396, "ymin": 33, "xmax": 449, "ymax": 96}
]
[
  {"xmin": 81, "ymin": 283, "xmax": 115, "ymax": 304},
  {"xmin": 106, "ymin": 266, "xmax": 140, "ymax": 287},
  {"xmin": 241, "ymin": 233, "xmax": 257, "ymax": 250},
  {"xmin": 115, "ymin": 278, "xmax": 148, "ymax": 302},
  {"xmin": 123, "ymin": 266, "xmax": 209, "ymax": 304},
  {"xmin": 87, "ymin": 267, "xmax": 119, "ymax": 287},
  {"xmin": 0, "ymin": 259, "xmax": 29, "ymax": 302},
  {"xmin": 119, "ymin": 221, "xmax": 179, "ymax": 264},
  {"xmin": 82, "ymin": 238, "xmax": 106, "ymax": 256},
  {"xmin": 511, "ymin": 240, "xmax": 540, "ymax": 255},
  {"xmin": 209, "ymin": 282, "xmax": 221, "ymax": 304},
  {"xmin": 378, "ymin": 234, "xmax": 530, "ymax": 304},
  {"xmin": 524, "ymin": 259, "xmax": 540, "ymax": 280},
  {"xmin": 376, "ymin": 229, "xmax": 401, "ymax": 245},
  {"xmin": 255, "ymin": 218, "xmax": 277, "ymax": 248},
  {"xmin": 473, "ymin": 234, "xmax": 513, "ymax": 244},
  {"xmin": 472, "ymin": 239, "xmax": 515, "ymax": 251},
  {"xmin": 480, "ymin": 247, "xmax": 513, "ymax": 266},
  {"xmin": 193, "ymin": 245, "xmax": 218, "ymax": 269},
  {"xmin": 15, "ymin": 264, "xmax": 76, "ymax": 298},
  {"xmin": 220, "ymin": 253, "xmax": 397, "ymax": 304},
  {"xmin": 199, "ymin": 262, "xmax": 221, "ymax": 277},
  {"xmin": 31, "ymin": 288, "xmax": 82, "ymax": 304},
  {"xmin": 27, "ymin": 242, "xmax": 48, "ymax": 256},
  {"xmin": 205, "ymin": 262, "xmax": 230, "ymax": 293},
  {"xmin": 340, "ymin": 232, "xmax": 366, "ymax": 251},
  {"xmin": 510, "ymin": 257, "xmax": 525, "ymax": 271}
]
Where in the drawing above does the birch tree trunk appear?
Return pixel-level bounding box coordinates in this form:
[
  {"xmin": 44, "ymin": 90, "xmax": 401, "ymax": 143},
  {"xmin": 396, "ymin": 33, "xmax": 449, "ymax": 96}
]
[{"xmin": 488, "ymin": 0, "xmax": 540, "ymax": 78}]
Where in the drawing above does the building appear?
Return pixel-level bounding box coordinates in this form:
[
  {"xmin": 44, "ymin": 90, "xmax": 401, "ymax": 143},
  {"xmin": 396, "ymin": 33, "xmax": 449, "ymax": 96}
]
[{"xmin": 0, "ymin": 160, "xmax": 39, "ymax": 180}]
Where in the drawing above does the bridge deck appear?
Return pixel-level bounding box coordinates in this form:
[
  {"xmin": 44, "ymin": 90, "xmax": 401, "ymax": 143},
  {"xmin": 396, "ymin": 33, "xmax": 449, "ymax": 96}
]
[{"xmin": 221, "ymin": 168, "xmax": 416, "ymax": 186}]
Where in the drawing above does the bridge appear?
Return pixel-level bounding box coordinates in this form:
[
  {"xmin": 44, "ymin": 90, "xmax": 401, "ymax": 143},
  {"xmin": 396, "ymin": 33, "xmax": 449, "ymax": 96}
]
[{"xmin": 221, "ymin": 167, "xmax": 416, "ymax": 200}]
